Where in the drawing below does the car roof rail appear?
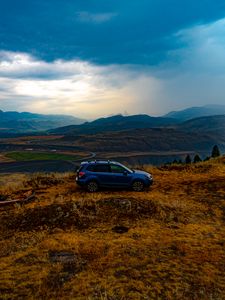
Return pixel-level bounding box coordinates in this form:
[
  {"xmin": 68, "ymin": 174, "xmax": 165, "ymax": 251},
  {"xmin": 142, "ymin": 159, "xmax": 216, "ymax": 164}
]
[
  {"xmin": 81, "ymin": 159, "xmax": 120, "ymax": 164},
  {"xmin": 81, "ymin": 159, "xmax": 121, "ymax": 165},
  {"xmin": 89, "ymin": 159, "xmax": 112, "ymax": 163}
]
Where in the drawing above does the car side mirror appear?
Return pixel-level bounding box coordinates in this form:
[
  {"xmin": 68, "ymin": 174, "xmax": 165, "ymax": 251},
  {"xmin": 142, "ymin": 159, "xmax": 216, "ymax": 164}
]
[{"xmin": 123, "ymin": 170, "xmax": 128, "ymax": 176}]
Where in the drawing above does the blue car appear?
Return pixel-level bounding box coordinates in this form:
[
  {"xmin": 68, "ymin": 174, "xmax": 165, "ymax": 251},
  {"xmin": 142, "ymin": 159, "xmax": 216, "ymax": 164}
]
[{"xmin": 76, "ymin": 160, "xmax": 153, "ymax": 192}]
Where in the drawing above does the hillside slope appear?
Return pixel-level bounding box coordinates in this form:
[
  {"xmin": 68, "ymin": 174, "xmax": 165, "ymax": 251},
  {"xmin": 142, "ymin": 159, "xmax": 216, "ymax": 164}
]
[
  {"xmin": 177, "ymin": 115, "xmax": 225, "ymax": 134},
  {"xmin": 59, "ymin": 127, "xmax": 225, "ymax": 153},
  {"xmin": 0, "ymin": 157, "xmax": 225, "ymax": 299}
]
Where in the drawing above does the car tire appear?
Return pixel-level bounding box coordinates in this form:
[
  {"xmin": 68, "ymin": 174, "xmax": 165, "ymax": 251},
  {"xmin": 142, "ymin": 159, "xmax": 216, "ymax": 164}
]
[
  {"xmin": 86, "ymin": 181, "xmax": 99, "ymax": 192},
  {"xmin": 132, "ymin": 180, "xmax": 144, "ymax": 192}
]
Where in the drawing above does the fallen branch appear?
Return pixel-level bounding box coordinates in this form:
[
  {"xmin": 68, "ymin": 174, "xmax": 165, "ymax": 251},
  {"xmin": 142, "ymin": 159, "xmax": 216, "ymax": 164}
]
[{"xmin": 0, "ymin": 192, "xmax": 36, "ymax": 207}]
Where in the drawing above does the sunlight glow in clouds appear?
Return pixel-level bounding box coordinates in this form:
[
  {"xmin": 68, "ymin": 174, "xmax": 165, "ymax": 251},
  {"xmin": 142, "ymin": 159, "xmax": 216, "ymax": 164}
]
[
  {"xmin": 0, "ymin": 17, "xmax": 225, "ymax": 118},
  {"xmin": 0, "ymin": 52, "xmax": 137, "ymax": 118}
]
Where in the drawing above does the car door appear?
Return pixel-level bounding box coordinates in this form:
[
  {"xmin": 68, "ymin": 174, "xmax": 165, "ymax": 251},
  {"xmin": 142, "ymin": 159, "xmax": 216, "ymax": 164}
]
[
  {"xmin": 109, "ymin": 164, "xmax": 132, "ymax": 186},
  {"xmin": 93, "ymin": 164, "xmax": 112, "ymax": 186}
]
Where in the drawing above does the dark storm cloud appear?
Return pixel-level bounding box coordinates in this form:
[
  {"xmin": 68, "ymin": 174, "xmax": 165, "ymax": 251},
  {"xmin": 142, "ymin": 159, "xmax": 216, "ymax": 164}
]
[{"xmin": 0, "ymin": 0, "xmax": 225, "ymax": 64}]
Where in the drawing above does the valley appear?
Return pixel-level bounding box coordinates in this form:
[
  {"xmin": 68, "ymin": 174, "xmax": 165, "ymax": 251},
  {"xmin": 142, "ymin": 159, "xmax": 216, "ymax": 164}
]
[{"xmin": 0, "ymin": 107, "xmax": 224, "ymax": 171}]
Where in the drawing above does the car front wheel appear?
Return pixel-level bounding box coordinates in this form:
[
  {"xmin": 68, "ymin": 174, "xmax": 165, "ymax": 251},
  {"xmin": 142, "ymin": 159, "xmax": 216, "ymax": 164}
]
[
  {"xmin": 87, "ymin": 181, "xmax": 99, "ymax": 192},
  {"xmin": 132, "ymin": 180, "xmax": 144, "ymax": 192}
]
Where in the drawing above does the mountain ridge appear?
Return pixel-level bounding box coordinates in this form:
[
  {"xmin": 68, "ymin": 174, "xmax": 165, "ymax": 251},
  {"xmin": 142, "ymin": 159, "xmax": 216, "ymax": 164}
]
[
  {"xmin": 0, "ymin": 110, "xmax": 85, "ymax": 133},
  {"xmin": 49, "ymin": 114, "xmax": 180, "ymax": 135},
  {"xmin": 163, "ymin": 104, "xmax": 225, "ymax": 121},
  {"xmin": 1, "ymin": 104, "xmax": 225, "ymax": 136}
]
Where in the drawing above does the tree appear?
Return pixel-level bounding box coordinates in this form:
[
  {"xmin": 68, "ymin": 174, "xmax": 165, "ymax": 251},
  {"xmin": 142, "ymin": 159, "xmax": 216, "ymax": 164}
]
[
  {"xmin": 194, "ymin": 154, "xmax": 202, "ymax": 163},
  {"xmin": 185, "ymin": 154, "xmax": 192, "ymax": 164},
  {"xmin": 204, "ymin": 156, "xmax": 210, "ymax": 162},
  {"xmin": 211, "ymin": 145, "xmax": 220, "ymax": 158}
]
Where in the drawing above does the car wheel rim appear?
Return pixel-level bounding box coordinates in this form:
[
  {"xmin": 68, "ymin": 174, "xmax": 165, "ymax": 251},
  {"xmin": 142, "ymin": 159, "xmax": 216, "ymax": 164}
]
[
  {"xmin": 88, "ymin": 182, "xmax": 98, "ymax": 192},
  {"xmin": 133, "ymin": 181, "xmax": 144, "ymax": 191}
]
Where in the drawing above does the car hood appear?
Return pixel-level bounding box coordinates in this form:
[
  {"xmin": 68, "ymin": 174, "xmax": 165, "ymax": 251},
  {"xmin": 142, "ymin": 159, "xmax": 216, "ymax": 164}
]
[{"xmin": 133, "ymin": 170, "xmax": 152, "ymax": 177}]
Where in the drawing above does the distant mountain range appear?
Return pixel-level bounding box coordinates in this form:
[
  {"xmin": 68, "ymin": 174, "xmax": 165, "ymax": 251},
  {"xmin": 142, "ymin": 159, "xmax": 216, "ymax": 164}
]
[
  {"xmin": 163, "ymin": 104, "xmax": 225, "ymax": 121},
  {"xmin": 50, "ymin": 104, "xmax": 225, "ymax": 136},
  {"xmin": 49, "ymin": 114, "xmax": 180, "ymax": 135},
  {"xmin": 0, "ymin": 110, "xmax": 85, "ymax": 133},
  {"xmin": 1, "ymin": 104, "xmax": 224, "ymax": 135}
]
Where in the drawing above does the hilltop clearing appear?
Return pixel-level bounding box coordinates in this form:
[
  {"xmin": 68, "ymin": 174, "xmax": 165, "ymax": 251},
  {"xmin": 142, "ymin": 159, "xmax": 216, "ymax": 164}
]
[{"xmin": 0, "ymin": 157, "xmax": 225, "ymax": 299}]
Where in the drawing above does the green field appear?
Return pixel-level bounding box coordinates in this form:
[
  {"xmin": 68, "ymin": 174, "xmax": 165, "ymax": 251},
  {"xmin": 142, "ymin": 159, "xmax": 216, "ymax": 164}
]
[{"xmin": 5, "ymin": 151, "xmax": 80, "ymax": 161}]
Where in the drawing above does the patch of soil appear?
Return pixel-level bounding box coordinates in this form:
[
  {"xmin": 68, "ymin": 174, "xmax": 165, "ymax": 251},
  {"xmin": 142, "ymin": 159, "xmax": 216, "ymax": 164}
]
[
  {"xmin": 112, "ymin": 225, "xmax": 129, "ymax": 234},
  {"xmin": 45, "ymin": 251, "xmax": 86, "ymax": 289}
]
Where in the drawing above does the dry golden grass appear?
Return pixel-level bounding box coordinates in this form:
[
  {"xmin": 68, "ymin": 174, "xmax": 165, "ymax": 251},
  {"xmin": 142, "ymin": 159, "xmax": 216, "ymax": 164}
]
[
  {"xmin": 0, "ymin": 154, "xmax": 14, "ymax": 163},
  {"xmin": 0, "ymin": 157, "xmax": 225, "ymax": 299}
]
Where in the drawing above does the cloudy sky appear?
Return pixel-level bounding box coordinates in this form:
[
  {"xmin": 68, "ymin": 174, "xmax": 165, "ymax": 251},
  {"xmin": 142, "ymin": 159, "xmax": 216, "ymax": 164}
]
[{"xmin": 0, "ymin": 0, "xmax": 225, "ymax": 119}]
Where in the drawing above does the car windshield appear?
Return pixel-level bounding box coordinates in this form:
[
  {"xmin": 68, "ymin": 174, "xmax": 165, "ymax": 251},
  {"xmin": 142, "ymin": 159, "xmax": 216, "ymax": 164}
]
[{"xmin": 115, "ymin": 162, "xmax": 133, "ymax": 173}]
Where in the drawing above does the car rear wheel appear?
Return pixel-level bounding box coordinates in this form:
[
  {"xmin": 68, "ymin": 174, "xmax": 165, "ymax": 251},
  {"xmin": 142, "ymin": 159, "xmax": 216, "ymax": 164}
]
[
  {"xmin": 87, "ymin": 181, "xmax": 99, "ymax": 192},
  {"xmin": 132, "ymin": 180, "xmax": 144, "ymax": 192}
]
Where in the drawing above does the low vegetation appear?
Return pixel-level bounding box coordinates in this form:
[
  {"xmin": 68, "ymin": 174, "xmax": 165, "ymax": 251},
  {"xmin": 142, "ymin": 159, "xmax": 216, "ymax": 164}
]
[
  {"xmin": 5, "ymin": 151, "xmax": 80, "ymax": 162},
  {"xmin": 0, "ymin": 157, "xmax": 225, "ymax": 299}
]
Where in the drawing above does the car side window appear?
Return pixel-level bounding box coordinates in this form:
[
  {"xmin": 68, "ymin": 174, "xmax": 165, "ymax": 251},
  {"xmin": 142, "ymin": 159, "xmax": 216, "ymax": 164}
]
[
  {"xmin": 86, "ymin": 165, "xmax": 95, "ymax": 172},
  {"xmin": 110, "ymin": 164, "xmax": 126, "ymax": 173},
  {"xmin": 93, "ymin": 164, "xmax": 110, "ymax": 173}
]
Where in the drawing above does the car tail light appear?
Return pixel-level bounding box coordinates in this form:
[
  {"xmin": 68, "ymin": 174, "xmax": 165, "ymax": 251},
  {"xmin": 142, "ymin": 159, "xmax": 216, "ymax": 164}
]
[{"xmin": 78, "ymin": 171, "xmax": 85, "ymax": 178}]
